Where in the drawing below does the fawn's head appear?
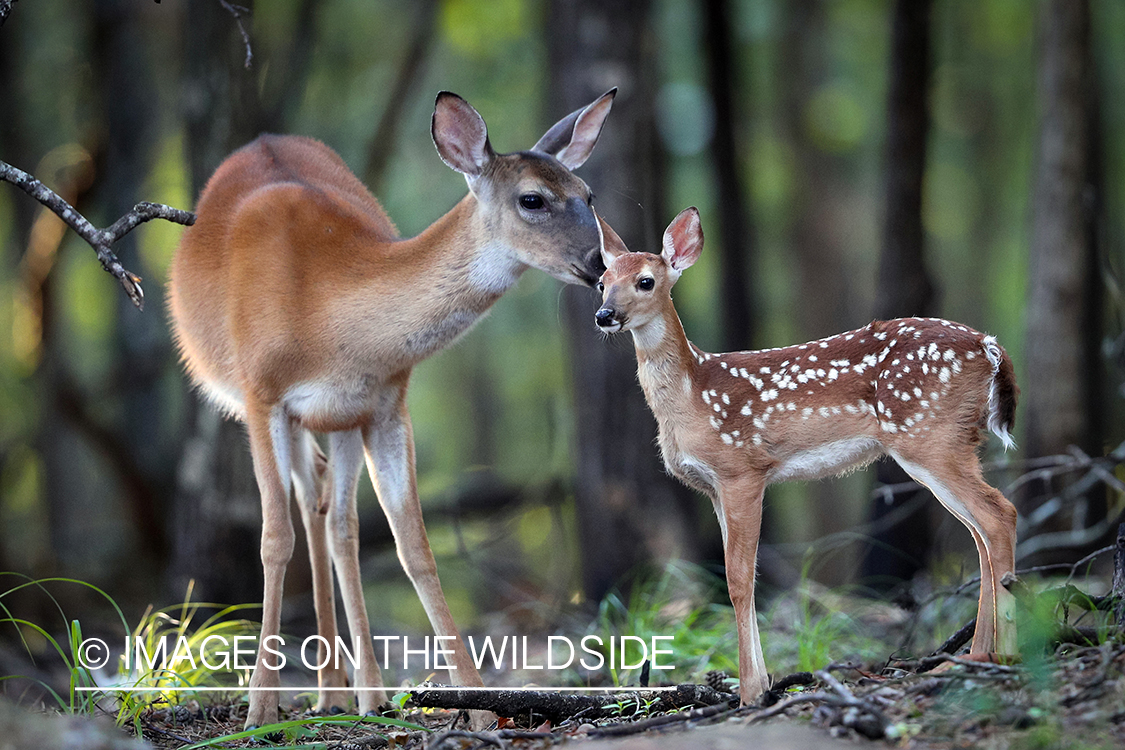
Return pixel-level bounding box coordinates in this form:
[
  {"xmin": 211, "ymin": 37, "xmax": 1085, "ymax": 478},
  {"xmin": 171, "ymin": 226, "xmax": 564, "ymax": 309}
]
[
  {"xmin": 431, "ymin": 90, "xmax": 616, "ymax": 287},
  {"xmin": 594, "ymin": 207, "xmax": 703, "ymax": 333}
]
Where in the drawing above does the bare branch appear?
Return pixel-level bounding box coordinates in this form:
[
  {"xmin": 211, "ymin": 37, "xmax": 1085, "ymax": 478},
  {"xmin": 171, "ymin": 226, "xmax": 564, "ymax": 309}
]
[
  {"xmin": 219, "ymin": 0, "xmax": 253, "ymax": 69},
  {"xmin": 0, "ymin": 158, "xmax": 195, "ymax": 310},
  {"xmin": 0, "ymin": 0, "xmax": 17, "ymax": 27}
]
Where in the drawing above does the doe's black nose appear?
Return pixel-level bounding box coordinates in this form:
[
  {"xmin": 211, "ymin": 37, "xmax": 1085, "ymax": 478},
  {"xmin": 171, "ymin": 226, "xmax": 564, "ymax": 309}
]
[
  {"xmin": 582, "ymin": 246, "xmax": 607, "ymax": 282},
  {"xmin": 595, "ymin": 307, "xmax": 616, "ymax": 327}
]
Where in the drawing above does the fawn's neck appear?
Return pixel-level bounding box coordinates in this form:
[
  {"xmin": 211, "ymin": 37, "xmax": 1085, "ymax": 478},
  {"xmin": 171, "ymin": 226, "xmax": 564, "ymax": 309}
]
[{"xmin": 631, "ymin": 303, "xmax": 701, "ymax": 413}]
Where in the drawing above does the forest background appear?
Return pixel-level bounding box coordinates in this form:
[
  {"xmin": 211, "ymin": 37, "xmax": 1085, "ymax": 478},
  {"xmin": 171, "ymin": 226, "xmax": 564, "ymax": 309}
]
[{"xmin": 0, "ymin": 0, "xmax": 1122, "ymax": 695}]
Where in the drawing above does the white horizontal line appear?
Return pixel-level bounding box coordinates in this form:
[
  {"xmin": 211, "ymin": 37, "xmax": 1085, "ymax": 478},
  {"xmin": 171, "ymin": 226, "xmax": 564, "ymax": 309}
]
[{"xmin": 75, "ymin": 686, "xmax": 677, "ymax": 693}]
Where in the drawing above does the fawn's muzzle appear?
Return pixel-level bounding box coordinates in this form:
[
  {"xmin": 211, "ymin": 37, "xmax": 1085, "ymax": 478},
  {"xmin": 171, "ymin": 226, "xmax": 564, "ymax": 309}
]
[{"xmin": 595, "ymin": 307, "xmax": 617, "ymax": 327}]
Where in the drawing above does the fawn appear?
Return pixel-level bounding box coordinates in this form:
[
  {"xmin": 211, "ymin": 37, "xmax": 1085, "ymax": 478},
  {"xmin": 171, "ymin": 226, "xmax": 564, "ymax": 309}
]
[
  {"xmin": 169, "ymin": 90, "xmax": 615, "ymax": 727},
  {"xmin": 594, "ymin": 207, "xmax": 1019, "ymax": 704}
]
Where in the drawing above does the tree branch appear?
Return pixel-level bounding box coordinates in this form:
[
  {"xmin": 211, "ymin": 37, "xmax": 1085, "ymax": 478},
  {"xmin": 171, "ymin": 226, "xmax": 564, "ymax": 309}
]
[
  {"xmin": 219, "ymin": 0, "xmax": 253, "ymax": 69},
  {"xmin": 0, "ymin": 0, "xmax": 16, "ymax": 27},
  {"xmin": 0, "ymin": 158, "xmax": 195, "ymax": 310}
]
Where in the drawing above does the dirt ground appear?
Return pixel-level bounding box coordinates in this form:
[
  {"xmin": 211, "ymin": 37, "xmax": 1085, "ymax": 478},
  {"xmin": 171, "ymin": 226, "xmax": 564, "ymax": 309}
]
[{"xmin": 108, "ymin": 638, "xmax": 1123, "ymax": 749}]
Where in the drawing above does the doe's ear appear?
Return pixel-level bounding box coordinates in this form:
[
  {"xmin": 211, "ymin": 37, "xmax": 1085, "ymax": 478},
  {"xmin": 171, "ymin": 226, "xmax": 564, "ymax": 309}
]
[
  {"xmin": 432, "ymin": 92, "xmax": 495, "ymax": 177},
  {"xmin": 533, "ymin": 88, "xmax": 616, "ymax": 170},
  {"xmin": 661, "ymin": 207, "xmax": 704, "ymax": 280},
  {"xmin": 597, "ymin": 211, "xmax": 630, "ymax": 268}
]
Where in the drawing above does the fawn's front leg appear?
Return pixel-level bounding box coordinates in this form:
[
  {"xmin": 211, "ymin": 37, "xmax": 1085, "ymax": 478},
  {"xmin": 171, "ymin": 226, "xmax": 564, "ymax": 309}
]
[{"xmin": 717, "ymin": 474, "xmax": 770, "ymax": 705}]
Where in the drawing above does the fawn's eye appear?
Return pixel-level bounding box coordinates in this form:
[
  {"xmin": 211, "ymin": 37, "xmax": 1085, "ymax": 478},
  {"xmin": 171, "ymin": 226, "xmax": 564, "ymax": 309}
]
[
  {"xmin": 637, "ymin": 277, "xmax": 655, "ymax": 291},
  {"xmin": 519, "ymin": 193, "xmax": 545, "ymax": 210},
  {"xmin": 597, "ymin": 281, "xmax": 605, "ymax": 293}
]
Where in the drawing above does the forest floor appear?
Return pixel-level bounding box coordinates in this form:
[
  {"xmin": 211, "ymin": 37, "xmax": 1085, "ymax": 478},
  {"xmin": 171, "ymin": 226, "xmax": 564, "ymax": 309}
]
[
  {"xmin": 122, "ymin": 638, "xmax": 1125, "ymax": 749},
  {"xmin": 4, "ymin": 558, "xmax": 1124, "ymax": 749}
]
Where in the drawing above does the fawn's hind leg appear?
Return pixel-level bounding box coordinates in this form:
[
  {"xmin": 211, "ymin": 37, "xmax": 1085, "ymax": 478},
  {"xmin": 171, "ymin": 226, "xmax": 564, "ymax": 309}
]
[{"xmin": 890, "ymin": 448, "xmax": 1018, "ymax": 657}]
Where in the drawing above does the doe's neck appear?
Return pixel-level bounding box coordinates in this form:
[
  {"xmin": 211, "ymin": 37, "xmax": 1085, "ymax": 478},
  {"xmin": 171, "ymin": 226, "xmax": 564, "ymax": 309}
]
[{"xmin": 401, "ymin": 193, "xmax": 527, "ymax": 305}]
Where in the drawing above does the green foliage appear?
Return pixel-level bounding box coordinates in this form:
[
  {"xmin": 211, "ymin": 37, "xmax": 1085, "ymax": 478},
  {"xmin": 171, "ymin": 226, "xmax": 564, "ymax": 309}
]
[
  {"xmin": 0, "ymin": 574, "xmax": 129, "ymax": 715},
  {"xmin": 590, "ymin": 561, "xmax": 739, "ymax": 686},
  {"xmin": 178, "ymin": 714, "xmax": 425, "ymax": 750},
  {"xmin": 114, "ymin": 581, "xmax": 263, "ymax": 726},
  {"xmin": 759, "ymin": 555, "xmax": 889, "ymax": 677}
]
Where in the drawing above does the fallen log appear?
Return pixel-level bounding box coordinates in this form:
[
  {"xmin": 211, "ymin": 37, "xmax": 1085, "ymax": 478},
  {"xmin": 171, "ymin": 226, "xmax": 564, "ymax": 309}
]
[{"xmin": 410, "ymin": 683, "xmax": 734, "ymax": 725}]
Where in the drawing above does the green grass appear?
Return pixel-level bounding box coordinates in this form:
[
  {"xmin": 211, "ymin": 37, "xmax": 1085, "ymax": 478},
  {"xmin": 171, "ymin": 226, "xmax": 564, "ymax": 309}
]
[
  {"xmin": 111, "ymin": 580, "xmax": 263, "ymax": 730},
  {"xmin": 0, "ymin": 573, "xmax": 129, "ymax": 715},
  {"xmin": 179, "ymin": 714, "xmax": 425, "ymax": 750},
  {"xmin": 587, "ymin": 561, "xmax": 739, "ymax": 688}
]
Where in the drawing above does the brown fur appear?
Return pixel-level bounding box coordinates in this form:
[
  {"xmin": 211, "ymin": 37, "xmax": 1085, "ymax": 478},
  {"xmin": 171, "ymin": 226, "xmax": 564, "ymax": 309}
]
[
  {"xmin": 597, "ymin": 208, "xmax": 1020, "ymax": 706},
  {"xmin": 168, "ymin": 90, "xmax": 615, "ymax": 728}
]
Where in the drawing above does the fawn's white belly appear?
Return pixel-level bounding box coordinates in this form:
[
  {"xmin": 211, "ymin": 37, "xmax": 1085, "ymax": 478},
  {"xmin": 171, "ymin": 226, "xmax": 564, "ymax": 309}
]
[{"xmin": 767, "ymin": 437, "xmax": 884, "ymax": 483}]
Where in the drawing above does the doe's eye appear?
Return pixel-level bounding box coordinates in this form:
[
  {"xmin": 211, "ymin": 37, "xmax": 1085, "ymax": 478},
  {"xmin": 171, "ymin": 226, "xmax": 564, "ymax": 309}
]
[
  {"xmin": 597, "ymin": 281, "xmax": 605, "ymax": 293},
  {"xmin": 637, "ymin": 277, "xmax": 655, "ymax": 291},
  {"xmin": 519, "ymin": 193, "xmax": 545, "ymax": 210}
]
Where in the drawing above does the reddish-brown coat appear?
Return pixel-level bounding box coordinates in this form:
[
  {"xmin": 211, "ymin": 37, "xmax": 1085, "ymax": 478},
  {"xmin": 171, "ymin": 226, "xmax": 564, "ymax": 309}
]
[{"xmin": 597, "ymin": 208, "xmax": 1020, "ymax": 706}]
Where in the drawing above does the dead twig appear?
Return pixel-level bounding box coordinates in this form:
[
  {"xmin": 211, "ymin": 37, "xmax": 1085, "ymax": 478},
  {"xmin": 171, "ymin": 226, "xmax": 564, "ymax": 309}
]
[
  {"xmin": 219, "ymin": 0, "xmax": 253, "ymax": 68},
  {"xmin": 0, "ymin": 158, "xmax": 195, "ymax": 309},
  {"xmin": 0, "ymin": 0, "xmax": 16, "ymax": 26},
  {"xmin": 587, "ymin": 699, "xmax": 740, "ymax": 738},
  {"xmin": 914, "ymin": 652, "xmax": 1023, "ymax": 675},
  {"xmin": 745, "ymin": 671, "xmax": 889, "ymax": 740},
  {"xmin": 427, "ymin": 730, "xmax": 503, "ymax": 749},
  {"xmin": 1113, "ymin": 522, "xmax": 1125, "ymax": 626}
]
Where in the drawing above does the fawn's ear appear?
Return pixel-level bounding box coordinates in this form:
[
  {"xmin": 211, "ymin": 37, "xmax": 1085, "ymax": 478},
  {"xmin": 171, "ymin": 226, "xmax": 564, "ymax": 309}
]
[
  {"xmin": 432, "ymin": 92, "xmax": 496, "ymax": 178},
  {"xmin": 661, "ymin": 207, "xmax": 703, "ymax": 281},
  {"xmin": 597, "ymin": 212, "xmax": 629, "ymax": 268},
  {"xmin": 533, "ymin": 89, "xmax": 616, "ymax": 170}
]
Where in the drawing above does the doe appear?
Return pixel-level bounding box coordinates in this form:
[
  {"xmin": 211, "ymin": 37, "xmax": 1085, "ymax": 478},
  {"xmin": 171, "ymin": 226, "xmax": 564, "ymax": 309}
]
[
  {"xmin": 169, "ymin": 90, "xmax": 614, "ymax": 727},
  {"xmin": 594, "ymin": 207, "xmax": 1019, "ymax": 704}
]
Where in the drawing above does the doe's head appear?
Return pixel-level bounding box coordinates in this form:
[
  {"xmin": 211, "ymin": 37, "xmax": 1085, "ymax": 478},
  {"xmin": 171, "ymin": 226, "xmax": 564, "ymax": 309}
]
[
  {"xmin": 431, "ymin": 89, "xmax": 616, "ymax": 287},
  {"xmin": 594, "ymin": 207, "xmax": 703, "ymax": 333}
]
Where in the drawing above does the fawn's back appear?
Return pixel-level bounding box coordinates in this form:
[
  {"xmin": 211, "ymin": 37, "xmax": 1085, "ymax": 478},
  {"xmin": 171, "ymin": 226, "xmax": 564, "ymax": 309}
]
[{"xmin": 683, "ymin": 318, "xmax": 1017, "ymax": 485}]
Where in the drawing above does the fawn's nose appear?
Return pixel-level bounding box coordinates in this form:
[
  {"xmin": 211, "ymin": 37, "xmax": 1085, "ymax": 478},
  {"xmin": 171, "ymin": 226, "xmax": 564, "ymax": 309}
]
[{"xmin": 595, "ymin": 307, "xmax": 616, "ymax": 327}]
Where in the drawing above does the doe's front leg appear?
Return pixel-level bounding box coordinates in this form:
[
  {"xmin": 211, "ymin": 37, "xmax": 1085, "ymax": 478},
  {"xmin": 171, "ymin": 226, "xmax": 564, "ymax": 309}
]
[
  {"xmin": 326, "ymin": 429, "xmax": 386, "ymax": 714},
  {"xmin": 292, "ymin": 428, "xmax": 351, "ymax": 714},
  {"xmin": 363, "ymin": 393, "xmax": 494, "ymax": 729}
]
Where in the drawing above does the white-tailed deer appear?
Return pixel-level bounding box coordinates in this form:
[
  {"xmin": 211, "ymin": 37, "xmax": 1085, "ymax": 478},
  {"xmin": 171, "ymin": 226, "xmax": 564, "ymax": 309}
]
[
  {"xmin": 168, "ymin": 89, "xmax": 615, "ymax": 727},
  {"xmin": 595, "ymin": 207, "xmax": 1019, "ymax": 705}
]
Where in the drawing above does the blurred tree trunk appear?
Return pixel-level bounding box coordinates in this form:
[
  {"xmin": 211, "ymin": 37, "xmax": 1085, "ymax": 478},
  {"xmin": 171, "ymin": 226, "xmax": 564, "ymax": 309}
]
[
  {"xmin": 94, "ymin": 0, "xmax": 169, "ymax": 560},
  {"xmin": 778, "ymin": 0, "xmax": 861, "ymax": 555},
  {"xmin": 699, "ymin": 0, "xmax": 756, "ymax": 567},
  {"xmin": 779, "ymin": 0, "xmax": 854, "ymax": 342},
  {"xmin": 1025, "ymin": 0, "xmax": 1101, "ymax": 461},
  {"xmin": 862, "ymin": 0, "xmax": 937, "ymax": 595},
  {"xmin": 363, "ymin": 0, "xmax": 438, "ymax": 194},
  {"xmin": 0, "ymin": 27, "xmax": 37, "ymax": 255},
  {"xmin": 546, "ymin": 0, "xmax": 701, "ymax": 603},
  {"xmin": 702, "ymin": 0, "xmax": 756, "ymax": 353},
  {"xmin": 0, "ymin": 20, "xmax": 33, "ymax": 573},
  {"xmin": 167, "ymin": 0, "xmax": 321, "ymax": 605},
  {"xmin": 1022, "ymin": 0, "xmax": 1106, "ymax": 559}
]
